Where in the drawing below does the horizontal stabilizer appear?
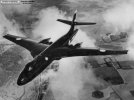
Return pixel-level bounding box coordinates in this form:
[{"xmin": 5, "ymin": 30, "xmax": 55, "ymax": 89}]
[
  {"xmin": 75, "ymin": 22, "xmax": 96, "ymax": 25},
  {"xmin": 57, "ymin": 19, "xmax": 96, "ymax": 25},
  {"xmin": 57, "ymin": 19, "xmax": 72, "ymax": 25}
]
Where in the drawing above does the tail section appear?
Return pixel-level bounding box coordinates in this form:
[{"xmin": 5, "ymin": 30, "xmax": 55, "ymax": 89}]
[
  {"xmin": 57, "ymin": 10, "xmax": 96, "ymax": 26},
  {"xmin": 63, "ymin": 29, "xmax": 78, "ymax": 46}
]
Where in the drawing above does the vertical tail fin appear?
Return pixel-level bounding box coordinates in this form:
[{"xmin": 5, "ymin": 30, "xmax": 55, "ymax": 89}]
[{"xmin": 72, "ymin": 10, "xmax": 77, "ymax": 22}]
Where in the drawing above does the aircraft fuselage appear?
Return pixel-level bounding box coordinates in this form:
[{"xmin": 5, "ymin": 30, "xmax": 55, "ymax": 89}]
[
  {"xmin": 3, "ymin": 12, "xmax": 127, "ymax": 86},
  {"xmin": 17, "ymin": 18, "xmax": 77, "ymax": 85}
]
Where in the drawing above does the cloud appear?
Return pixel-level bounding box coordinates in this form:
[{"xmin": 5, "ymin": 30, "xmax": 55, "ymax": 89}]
[
  {"xmin": 32, "ymin": 7, "xmax": 96, "ymax": 47},
  {"xmin": 48, "ymin": 57, "xmax": 100, "ymax": 100},
  {"xmin": 0, "ymin": 0, "xmax": 31, "ymax": 15},
  {"xmin": 32, "ymin": 6, "xmax": 99, "ymax": 100},
  {"xmin": 0, "ymin": 9, "xmax": 23, "ymax": 43},
  {"xmin": 32, "ymin": 7, "xmax": 70, "ymax": 41},
  {"xmin": 102, "ymin": 1, "xmax": 134, "ymax": 60},
  {"xmin": 0, "ymin": 0, "xmax": 32, "ymax": 42},
  {"xmin": 103, "ymin": 2, "xmax": 134, "ymax": 32}
]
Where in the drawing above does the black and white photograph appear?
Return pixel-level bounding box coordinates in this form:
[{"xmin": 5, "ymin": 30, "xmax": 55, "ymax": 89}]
[{"xmin": 0, "ymin": 0, "xmax": 134, "ymax": 100}]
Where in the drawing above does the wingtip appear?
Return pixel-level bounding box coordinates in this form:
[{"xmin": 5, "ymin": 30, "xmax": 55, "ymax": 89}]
[
  {"xmin": 57, "ymin": 19, "xmax": 60, "ymax": 21},
  {"xmin": 126, "ymin": 50, "xmax": 128, "ymax": 53},
  {"xmin": 122, "ymin": 50, "xmax": 128, "ymax": 54},
  {"xmin": 3, "ymin": 33, "xmax": 12, "ymax": 38},
  {"xmin": 3, "ymin": 34, "xmax": 8, "ymax": 38},
  {"xmin": 88, "ymin": 22, "xmax": 96, "ymax": 25}
]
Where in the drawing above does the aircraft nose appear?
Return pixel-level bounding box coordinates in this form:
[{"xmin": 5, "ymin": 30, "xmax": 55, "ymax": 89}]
[{"xmin": 17, "ymin": 74, "xmax": 28, "ymax": 86}]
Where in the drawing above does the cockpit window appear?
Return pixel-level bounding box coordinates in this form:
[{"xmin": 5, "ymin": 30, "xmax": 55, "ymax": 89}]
[
  {"xmin": 28, "ymin": 66, "xmax": 32, "ymax": 71},
  {"xmin": 21, "ymin": 78, "xmax": 25, "ymax": 82}
]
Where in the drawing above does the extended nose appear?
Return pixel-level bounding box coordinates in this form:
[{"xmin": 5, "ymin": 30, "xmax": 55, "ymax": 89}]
[{"xmin": 17, "ymin": 74, "xmax": 28, "ymax": 86}]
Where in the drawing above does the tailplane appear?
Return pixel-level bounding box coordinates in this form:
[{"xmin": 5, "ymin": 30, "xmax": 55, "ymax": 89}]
[
  {"xmin": 57, "ymin": 10, "xmax": 96, "ymax": 25},
  {"xmin": 57, "ymin": 19, "xmax": 96, "ymax": 26}
]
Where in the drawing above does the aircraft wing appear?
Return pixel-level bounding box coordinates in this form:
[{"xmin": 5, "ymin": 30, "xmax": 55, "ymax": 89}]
[
  {"xmin": 3, "ymin": 34, "xmax": 48, "ymax": 57},
  {"xmin": 54, "ymin": 47, "xmax": 128, "ymax": 58}
]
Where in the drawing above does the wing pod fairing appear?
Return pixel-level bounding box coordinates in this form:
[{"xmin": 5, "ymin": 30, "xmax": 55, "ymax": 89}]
[{"xmin": 39, "ymin": 38, "xmax": 52, "ymax": 45}]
